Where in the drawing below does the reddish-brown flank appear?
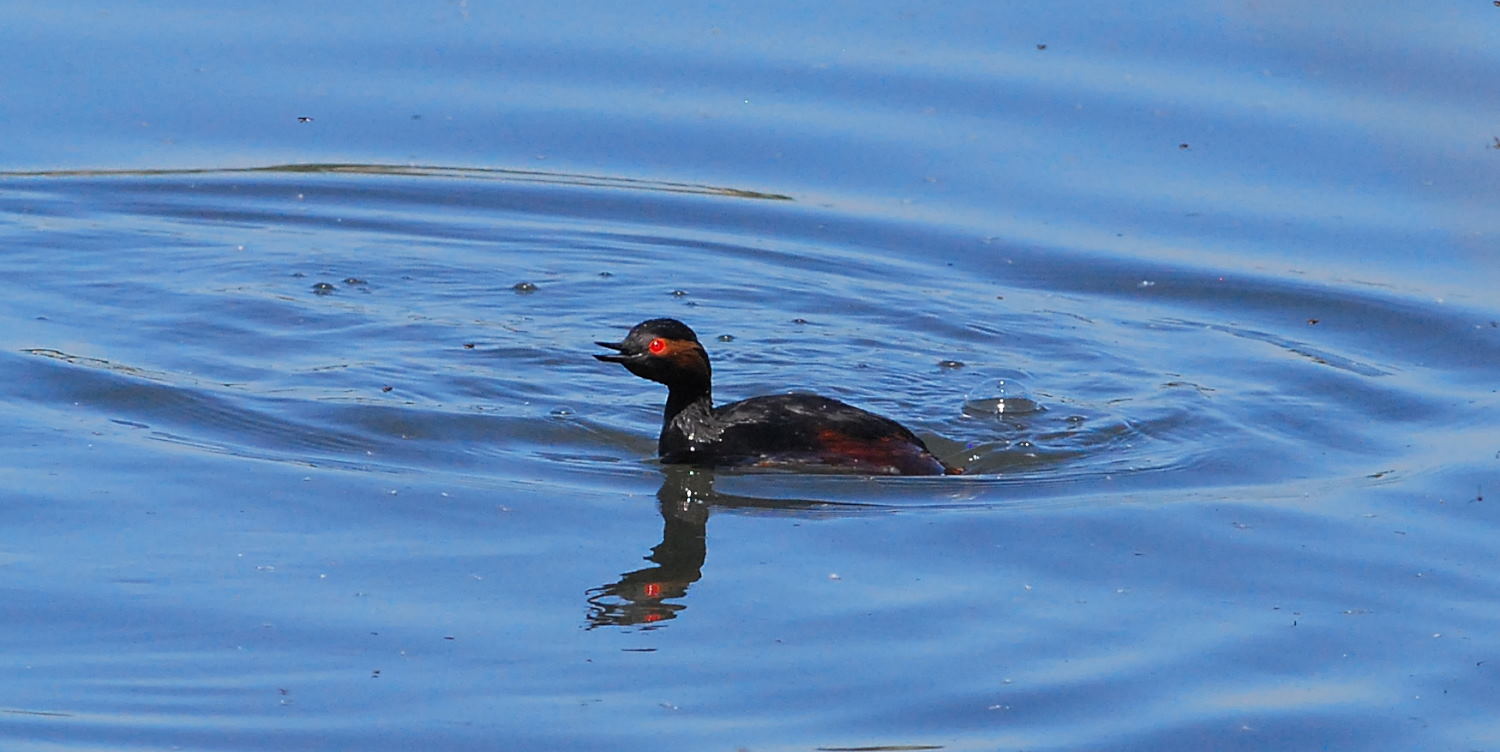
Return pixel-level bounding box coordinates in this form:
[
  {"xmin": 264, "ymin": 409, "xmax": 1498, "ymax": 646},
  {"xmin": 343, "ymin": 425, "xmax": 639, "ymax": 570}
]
[{"xmin": 815, "ymin": 428, "xmax": 955, "ymax": 475}]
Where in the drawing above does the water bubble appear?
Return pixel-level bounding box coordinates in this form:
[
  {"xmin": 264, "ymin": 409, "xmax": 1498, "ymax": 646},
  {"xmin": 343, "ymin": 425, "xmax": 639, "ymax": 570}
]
[
  {"xmin": 513, "ymin": 281, "xmax": 538, "ymax": 293},
  {"xmin": 716, "ymin": 334, "xmax": 735, "ymax": 342},
  {"xmin": 311, "ymin": 282, "xmax": 336, "ymax": 295},
  {"xmin": 962, "ymin": 396, "xmax": 1043, "ymax": 418},
  {"xmin": 938, "ymin": 360, "xmax": 966, "ymax": 369}
]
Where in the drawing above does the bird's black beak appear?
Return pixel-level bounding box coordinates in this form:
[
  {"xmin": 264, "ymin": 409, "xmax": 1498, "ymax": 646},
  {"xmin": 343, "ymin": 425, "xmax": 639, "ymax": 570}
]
[{"xmin": 593, "ymin": 340, "xmax": 629, "ymax": 363}]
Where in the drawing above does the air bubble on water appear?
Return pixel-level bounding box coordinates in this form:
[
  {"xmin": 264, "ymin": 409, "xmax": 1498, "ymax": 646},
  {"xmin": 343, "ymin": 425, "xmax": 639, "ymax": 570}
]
[
  {"xmin": 962, "ymin": 378, "xmax": 1043, "ymax": 418},
  {"xmin": 962, "ymin": 396, "xmax": 1042, "ymax": 418}
]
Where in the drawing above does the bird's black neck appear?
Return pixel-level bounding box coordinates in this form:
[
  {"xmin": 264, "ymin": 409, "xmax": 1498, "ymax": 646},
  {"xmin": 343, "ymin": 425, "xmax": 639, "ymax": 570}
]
[{"xmin": 660, "ymin": 386, "xmax": 715, "ymax": 458}]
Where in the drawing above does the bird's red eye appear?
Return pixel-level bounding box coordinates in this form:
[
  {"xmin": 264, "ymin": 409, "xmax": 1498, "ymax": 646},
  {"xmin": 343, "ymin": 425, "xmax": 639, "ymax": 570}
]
[{"xmin": 647, "ymin": 338, "xmax": 667, "ymax": 354}]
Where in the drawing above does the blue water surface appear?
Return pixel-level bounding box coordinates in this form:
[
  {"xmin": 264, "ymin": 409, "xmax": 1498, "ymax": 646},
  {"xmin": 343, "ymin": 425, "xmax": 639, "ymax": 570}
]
[{"xmin": 2, "ymin": 2, "xmax": 1498, "ymax": 751}]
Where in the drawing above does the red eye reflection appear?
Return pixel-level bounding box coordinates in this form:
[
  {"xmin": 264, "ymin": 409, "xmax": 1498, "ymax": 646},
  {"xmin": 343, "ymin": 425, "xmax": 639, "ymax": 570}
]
[{"xmin": 647, "ymin": 338, "xmax": 667, "ymax": 354}]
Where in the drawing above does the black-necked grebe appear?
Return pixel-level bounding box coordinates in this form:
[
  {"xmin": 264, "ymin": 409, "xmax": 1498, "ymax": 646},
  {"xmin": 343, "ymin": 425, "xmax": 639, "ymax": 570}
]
[{"xmin": 594, "ymin": 318, "xmax": 960, "ymax": 475}]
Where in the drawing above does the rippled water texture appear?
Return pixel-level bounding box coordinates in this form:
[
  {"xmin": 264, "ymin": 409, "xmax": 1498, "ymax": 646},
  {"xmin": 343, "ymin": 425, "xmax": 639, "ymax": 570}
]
[{"xmin": 3, "ymin": 3, "xmax": 1499, "ymax": 751}]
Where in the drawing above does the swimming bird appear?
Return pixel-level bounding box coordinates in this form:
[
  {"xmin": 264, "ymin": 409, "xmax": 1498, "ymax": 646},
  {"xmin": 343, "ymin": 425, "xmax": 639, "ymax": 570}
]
[{"xmin": 594, "ymin": 318, "xmax": 959, "ymax": 475}]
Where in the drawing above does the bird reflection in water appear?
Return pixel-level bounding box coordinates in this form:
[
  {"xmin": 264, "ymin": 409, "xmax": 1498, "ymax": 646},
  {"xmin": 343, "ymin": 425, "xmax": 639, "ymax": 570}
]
[
  {"xmin": 585, "ymin": 466, "xmax": 872, "ymax": 629},
  {"xmin": 584, "ymin": 469, "xmax": 709, "ymax": 629}
]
